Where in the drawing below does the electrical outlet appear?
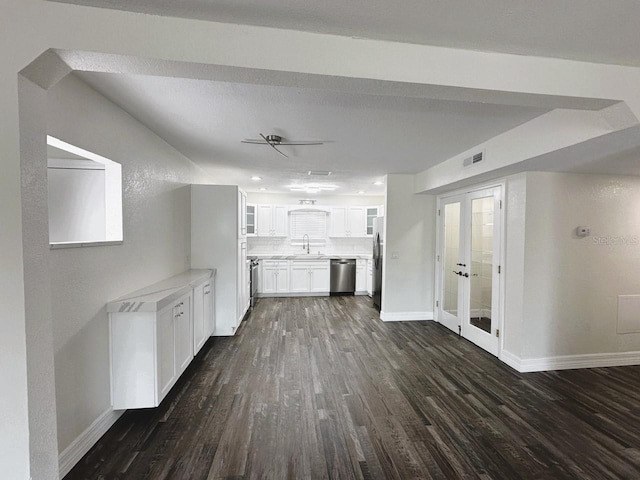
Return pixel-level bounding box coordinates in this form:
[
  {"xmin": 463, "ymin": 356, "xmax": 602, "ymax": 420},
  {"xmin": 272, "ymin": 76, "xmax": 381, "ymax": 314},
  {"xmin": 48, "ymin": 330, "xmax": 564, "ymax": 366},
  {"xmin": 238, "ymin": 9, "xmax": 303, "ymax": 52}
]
[{"xmin": 391, "ymin": 251, "xmax": 399, "ymax": 259}]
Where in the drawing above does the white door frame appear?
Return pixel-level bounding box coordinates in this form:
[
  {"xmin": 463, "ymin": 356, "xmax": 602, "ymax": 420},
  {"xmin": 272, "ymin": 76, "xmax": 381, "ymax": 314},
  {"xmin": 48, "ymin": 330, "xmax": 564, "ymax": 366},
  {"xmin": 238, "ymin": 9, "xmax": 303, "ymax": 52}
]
[{"xmin": 434, "ymin": 179, "xmax": 507, "ymax": 358}]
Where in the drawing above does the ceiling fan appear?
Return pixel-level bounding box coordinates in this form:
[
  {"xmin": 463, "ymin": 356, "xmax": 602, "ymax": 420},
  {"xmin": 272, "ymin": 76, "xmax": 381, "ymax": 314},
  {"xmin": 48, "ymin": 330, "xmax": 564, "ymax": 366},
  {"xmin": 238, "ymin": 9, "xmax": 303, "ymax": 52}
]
[{"xmin": 242, "ymin": 134, "xmax": 323, "ymax": 158}]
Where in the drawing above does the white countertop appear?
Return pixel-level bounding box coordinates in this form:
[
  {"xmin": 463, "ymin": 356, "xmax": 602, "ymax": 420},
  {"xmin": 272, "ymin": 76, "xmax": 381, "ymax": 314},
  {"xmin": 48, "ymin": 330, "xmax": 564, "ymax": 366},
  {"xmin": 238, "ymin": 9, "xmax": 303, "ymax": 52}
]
[
  {"xmin": 249, "ymin": 254, "xmax": 372, "ymax": 260},
  {"xmin": 107, "ymin": 269, "xmax": 215, "ymax": 313}
]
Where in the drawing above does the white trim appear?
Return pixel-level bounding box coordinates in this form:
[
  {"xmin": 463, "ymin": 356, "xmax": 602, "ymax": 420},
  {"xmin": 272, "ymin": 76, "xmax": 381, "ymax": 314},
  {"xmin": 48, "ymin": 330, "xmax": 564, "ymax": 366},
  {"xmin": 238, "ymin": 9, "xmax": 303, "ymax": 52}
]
[
  {"xmin": 380, "ymin": 311, "xmax": 434, "ymax": 322},
  {"xmin": 58, "ymin": 408, "xmax": 124, "ymax": 479},
  {"xmin": 500, "ymin": 350, "xmax": 640, "ymax": 373},
  {"xmin": 257, "ymin": 292, "xmax": 329, "ymax": 298},
  {"xmin": 499, "ymin": 349, "xmax": 522, "ymax": 371}
]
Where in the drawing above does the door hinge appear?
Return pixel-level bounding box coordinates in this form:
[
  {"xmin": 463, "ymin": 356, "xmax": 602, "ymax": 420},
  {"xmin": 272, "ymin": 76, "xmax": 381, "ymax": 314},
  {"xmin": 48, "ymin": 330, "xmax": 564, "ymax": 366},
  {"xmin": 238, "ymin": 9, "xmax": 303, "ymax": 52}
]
[
  {"xmin": 498, "ymin": 265, "xmax": 501, "ymax": 274},
  {"xmin": 499, "ymin": 200, "xmax": 503, "ymax": 209},
  {"xmin": 437, "ymin": 255, "xmax": 440, "ymax": 261},
  {"xmin": 496, "ymin": 329, "xmax": 500, "ymax": 338},
  {"xmin": 436, "ymin": 300, "xmax": 439, "ymax": 307},
  {"xmin": 438, "ymin": 209, "xmax": 441, "ymax": 216}
]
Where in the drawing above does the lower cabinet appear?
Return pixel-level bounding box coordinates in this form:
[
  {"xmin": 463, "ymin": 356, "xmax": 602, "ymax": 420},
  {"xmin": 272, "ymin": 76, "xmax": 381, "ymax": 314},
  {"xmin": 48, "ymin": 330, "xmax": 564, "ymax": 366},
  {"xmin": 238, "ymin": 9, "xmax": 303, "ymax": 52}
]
[
  {"xmin": 290, "ymin": 260, "xmax": 330, "ymax": 293},
  {"xmin": 193, "ymin": 279, "xmax": 215, "ymax": 354},
  {"xmin": 356, "ymin": 259, "xmax": 367, "ymax": 294},
  {"xmin": 112, "ymin": 292, "xmax": 193, "ymax": 409},
  {"xmin": 109, "ymin": 271, "xmax": 215, "ymax": 410},
  {"xmin": 261, "ymin": 260, "xmax": 290, "ymax": 294}
]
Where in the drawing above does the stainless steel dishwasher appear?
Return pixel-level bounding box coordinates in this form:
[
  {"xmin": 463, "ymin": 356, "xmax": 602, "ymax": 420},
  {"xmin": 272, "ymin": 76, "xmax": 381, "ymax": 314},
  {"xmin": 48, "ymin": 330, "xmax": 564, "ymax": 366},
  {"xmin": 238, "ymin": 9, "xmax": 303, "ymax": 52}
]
[{"xmin": 330, "ymin": 258, "xmax": 356, "ymax": 295}]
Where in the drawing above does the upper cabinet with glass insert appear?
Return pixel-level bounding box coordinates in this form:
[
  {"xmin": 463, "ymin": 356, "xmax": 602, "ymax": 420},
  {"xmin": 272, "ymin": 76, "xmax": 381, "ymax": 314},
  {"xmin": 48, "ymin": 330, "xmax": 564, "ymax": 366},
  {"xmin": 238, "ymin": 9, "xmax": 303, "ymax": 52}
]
[
  {"xmin": 366, "ymin": 205, "xmax": 384, "ymax": 236},
  {"xmin": 246, "ymin": 204, "xmax": 256, "ymax": 236}
]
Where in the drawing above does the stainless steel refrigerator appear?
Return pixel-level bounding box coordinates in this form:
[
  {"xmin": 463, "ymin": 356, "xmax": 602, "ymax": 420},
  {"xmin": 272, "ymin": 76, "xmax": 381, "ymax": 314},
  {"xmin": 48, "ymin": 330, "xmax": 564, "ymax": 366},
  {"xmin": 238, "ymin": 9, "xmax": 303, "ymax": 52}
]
[{"xmin": 372, "ymin": 216, "xmax": 384, "ymax": 310}]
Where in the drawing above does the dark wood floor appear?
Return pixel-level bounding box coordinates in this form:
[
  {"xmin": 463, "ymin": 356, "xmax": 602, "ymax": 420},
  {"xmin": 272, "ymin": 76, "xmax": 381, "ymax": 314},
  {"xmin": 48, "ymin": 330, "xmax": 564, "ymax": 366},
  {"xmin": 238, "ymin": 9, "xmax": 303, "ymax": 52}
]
[{"xmin": 66, "ymin": 296, "xmax": 640, "ymax": 479}]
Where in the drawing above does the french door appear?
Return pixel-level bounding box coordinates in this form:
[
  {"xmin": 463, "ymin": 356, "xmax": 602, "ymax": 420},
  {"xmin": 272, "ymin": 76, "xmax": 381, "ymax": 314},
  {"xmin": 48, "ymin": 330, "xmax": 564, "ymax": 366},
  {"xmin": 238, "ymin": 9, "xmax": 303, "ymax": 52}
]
[{"xmin": 437, "ymin": 186, "xmax": 502, "ymax": 356}]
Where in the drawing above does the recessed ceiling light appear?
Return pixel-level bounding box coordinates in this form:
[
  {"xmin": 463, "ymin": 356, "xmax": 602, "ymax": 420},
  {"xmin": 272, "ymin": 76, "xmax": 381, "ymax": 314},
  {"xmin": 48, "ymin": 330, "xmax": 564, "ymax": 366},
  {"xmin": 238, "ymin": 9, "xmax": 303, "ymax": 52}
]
[
  {"xmin": 251, "ymin": 176, "xmax": 262, "ymax": 181},
  {"xmin": 357, "ymin": 190, "xmax": 365, "ymax": 194},
  {"xmin": 373, "ymin": 181, "xmax": 384, "ymax": 186},
  {"xmin": 260, "ymin": 187, "xmax": 267, "ymax": 191}
]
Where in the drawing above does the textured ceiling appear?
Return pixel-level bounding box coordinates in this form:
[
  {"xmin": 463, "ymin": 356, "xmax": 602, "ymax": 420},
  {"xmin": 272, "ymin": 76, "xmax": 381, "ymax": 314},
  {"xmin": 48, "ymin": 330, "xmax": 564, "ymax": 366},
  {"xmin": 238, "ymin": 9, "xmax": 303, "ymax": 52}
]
[
  {"xmin": 53, "ymin": 0, "xmax": 640, "ymax": 66},
  {"xmin": 76, "ymin": 72, "xmax": 549, "ymax": 194}
]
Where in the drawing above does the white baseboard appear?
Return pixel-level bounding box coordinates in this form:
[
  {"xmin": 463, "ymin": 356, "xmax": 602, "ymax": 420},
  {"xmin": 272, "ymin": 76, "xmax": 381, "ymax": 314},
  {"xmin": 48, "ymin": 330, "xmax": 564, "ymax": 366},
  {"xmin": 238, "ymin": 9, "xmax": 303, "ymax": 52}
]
[
  {"xmin": 380, "ymin": 311, "xmax": 434, "ymax": 322},
  {"xmin": 59, "ymin": 408, "xmax": 123, "ymax": 479},
  {"xmin": 257, "ymin": 292, "xmax": 328, "ymax": 298},
  {"xmin": 499, "ymin": 350, "xmax": 522, "ymax": 371},
  {"xmin": 500, "ymin": 349, "xmax": 640, "ymax": 373}
]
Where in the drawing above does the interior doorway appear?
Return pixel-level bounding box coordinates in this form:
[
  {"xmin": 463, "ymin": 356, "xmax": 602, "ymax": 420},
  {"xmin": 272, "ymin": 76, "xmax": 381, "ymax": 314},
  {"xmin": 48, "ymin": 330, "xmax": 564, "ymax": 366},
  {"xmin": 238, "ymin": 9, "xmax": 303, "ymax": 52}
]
[{"xmin": 436, "ymin": 185, "xmax": 503, "ymax": 356}]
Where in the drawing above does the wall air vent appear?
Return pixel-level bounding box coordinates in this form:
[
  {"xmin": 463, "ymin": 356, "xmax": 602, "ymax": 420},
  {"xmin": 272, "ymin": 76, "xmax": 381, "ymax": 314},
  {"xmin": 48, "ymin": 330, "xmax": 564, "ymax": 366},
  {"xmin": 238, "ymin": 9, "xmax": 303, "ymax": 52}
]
[{"xmin": 463, "ymin": 151, "xmax": 485, "ymax": 168}]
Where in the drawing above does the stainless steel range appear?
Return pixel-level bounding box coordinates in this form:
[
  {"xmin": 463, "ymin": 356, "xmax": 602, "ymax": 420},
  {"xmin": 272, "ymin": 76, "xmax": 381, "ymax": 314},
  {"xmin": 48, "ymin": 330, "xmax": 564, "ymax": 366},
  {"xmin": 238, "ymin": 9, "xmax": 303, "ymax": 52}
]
[{"xmin": 249, "ymin": 259, "xmax": 259, "ymax": 308}]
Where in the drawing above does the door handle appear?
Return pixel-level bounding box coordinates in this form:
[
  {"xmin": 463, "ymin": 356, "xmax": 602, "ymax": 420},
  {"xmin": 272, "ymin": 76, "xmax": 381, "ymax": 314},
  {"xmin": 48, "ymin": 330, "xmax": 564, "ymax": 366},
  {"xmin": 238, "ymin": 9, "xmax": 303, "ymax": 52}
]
[
  {"xmin": 453, "ymin": 270, "xmax": 463, "ymax": 276},
  {"xmin": 456, "ymin": 263, "xmax": 467, "ymax": 267}
]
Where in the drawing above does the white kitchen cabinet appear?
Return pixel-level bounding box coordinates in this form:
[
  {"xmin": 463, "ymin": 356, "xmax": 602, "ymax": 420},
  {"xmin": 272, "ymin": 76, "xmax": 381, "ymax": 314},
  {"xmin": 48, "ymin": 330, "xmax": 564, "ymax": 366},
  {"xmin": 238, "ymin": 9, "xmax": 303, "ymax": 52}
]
[
  {"xmin": 260, "ymin": 260, "xmax": 290, "ymax": 294},
  {"xmin": 246, "ymin": 203, "xmax": 256, "ymax": 236},
  {"xmin": 108, "ymin": 270, "xmax": 213, "ymax": 410},
  {"xmin": 330, "ymin": 206, "xmax": 366, "ymax": 237},
  {"xmin": 310, "ymin": 262, "xmax": 330, "ymax": 292},
  {"xmin": 288, "ymin": 260, "xmax": 330, "ymax": 293},
  {"xmin": 356, "ymin": 259, "xmax": 367, "ymax": 294},
  {"xmin": 239, "ymin": 190, "xmax": 247, "ymax": 237},
  {"xmin": 238, "ymin": 241, "xmax": 249, "ymax": 324},
  {"xmin": 366, "ymin": 206, "xmax": 384, "ymax": 236},
  {"xmin": 257, "ymin": 204, "xmax": 288, "ymax": 237},
  {"xmin": 192, "ymin": 185, "xmax": 248, "ymax": 336},
  {"xmin": 174, "ymin": 294, "xmax": 193, "ymax": 375},
  {"xmin": 111, "ymin": 291, "xmax": 193, "ymax": 409},
  {"xmin": 193, "ymin": 277, "xmax": 215, "ymax": 354},
  {"xmin": 290, "ymin": 262, "xmax": 311, "ymax": 293},
  {"xmin": 366, "ymin": 259, "xmax": 373, "ymax": 296}
]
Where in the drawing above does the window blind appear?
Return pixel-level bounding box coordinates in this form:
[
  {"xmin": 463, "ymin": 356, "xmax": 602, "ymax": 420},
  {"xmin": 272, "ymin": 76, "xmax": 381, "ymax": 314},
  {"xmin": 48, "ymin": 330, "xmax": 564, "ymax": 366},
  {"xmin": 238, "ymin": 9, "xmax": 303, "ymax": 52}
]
[{"xmin": 289, "ymin": 211, "xmax": 327, "ymax": 239}]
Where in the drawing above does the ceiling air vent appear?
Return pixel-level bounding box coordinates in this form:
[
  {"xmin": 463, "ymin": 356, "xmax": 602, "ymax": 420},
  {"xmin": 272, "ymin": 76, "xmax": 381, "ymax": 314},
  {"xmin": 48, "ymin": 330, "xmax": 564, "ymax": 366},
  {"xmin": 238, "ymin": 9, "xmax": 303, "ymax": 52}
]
[
  {"xmin": 463, "ymin": 151, "xmax": 485, "ymax": 168},
  {"xmin": 308, "ymin": 170, "xmax": 332, "ymax": 176}
]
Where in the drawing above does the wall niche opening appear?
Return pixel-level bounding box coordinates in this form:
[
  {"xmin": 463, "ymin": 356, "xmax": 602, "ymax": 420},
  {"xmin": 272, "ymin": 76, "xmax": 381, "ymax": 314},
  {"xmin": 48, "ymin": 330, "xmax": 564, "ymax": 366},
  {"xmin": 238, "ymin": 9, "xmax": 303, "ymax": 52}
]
[{"xmin": 47, "ymin": 136, "xmax": 123, "ymax": 247}]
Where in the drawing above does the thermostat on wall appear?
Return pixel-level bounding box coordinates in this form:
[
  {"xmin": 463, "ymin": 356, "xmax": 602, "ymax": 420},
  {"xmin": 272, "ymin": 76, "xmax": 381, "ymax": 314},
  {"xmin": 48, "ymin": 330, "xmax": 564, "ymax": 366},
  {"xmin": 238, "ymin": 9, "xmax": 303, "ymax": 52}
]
[{"xmin": 576, "ymin": 226, "xmax": 590, "ymax": 237}]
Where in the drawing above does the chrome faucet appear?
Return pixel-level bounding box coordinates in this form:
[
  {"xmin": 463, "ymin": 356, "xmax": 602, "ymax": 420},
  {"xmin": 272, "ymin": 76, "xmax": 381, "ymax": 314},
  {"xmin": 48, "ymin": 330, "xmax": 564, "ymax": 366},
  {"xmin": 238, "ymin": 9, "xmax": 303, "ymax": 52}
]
[{"xmin": 302, "ymin": 234, "xmax": 310, "ymax": 254}]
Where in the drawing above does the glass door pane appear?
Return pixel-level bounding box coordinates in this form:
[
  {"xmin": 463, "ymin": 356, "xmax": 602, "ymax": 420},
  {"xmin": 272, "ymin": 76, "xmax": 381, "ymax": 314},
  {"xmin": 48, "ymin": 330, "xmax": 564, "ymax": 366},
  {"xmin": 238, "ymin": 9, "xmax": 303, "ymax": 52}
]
[
  {"xmin": 366, "ymin": 207, "xmax": 377, "ymax": 235},
  {"xmin": 246, "ymin": 205, "xmax": 255, "ymax": 235},
  {"xmin": 443, "ymin": 202, "xmax": 461, "ymax": 316},
  {"xmin": 469, "ymin": 196, "xmax": 494, "ymax": 334}
]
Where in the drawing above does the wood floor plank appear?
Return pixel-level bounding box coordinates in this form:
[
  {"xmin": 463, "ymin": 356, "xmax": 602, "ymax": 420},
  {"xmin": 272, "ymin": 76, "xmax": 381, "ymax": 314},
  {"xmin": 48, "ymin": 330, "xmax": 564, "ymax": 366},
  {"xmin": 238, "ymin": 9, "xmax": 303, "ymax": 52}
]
[{"xmin": 65, "ymin": 296, "xmax": 640, "ymax": 479}]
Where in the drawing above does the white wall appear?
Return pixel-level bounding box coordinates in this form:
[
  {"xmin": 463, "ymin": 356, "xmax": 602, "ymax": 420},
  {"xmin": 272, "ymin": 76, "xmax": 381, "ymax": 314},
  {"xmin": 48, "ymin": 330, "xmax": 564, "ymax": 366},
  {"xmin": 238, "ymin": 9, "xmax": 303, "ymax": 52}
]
[
  {"xmin": 382, "ymin": 174, "xmax": 436, "ymax": 319},
  {"xmin": 502, "ymin": 173, "xmax": 528, "ymax": 358},
  {"xmin": 47, "ymin": 163, "xmax": 107, "ymax": 243},
  {"xmin": 46, "ymin": 74, "xmax": 211, "ymax": 456},
  {"xmin": 520, "ymin": 172, "xmax": 640, "ymax": 360}
]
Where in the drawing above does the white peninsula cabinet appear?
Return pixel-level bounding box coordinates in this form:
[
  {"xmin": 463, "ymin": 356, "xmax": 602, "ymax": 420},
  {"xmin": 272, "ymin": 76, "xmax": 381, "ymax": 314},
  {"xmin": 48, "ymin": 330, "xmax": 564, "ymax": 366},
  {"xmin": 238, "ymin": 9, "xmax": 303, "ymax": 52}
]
[
  {"xmin": 290, "ymin": 260, "xmax": 330, "ymax": 294},
  {"xmin": 108, "ymin": 269, "xmax": 215, "ymax": 410},
  {"xmin": 191, "ymin": 185, "xmax": 249, "ymax": 336}
]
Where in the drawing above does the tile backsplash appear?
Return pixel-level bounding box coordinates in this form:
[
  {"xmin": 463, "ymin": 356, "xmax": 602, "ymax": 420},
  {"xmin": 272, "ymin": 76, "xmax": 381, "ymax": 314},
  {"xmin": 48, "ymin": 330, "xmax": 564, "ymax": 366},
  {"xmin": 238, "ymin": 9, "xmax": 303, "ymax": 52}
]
[{"xmin": 248, "ymin": 236, "xmax": 372, "ymax": 256}]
